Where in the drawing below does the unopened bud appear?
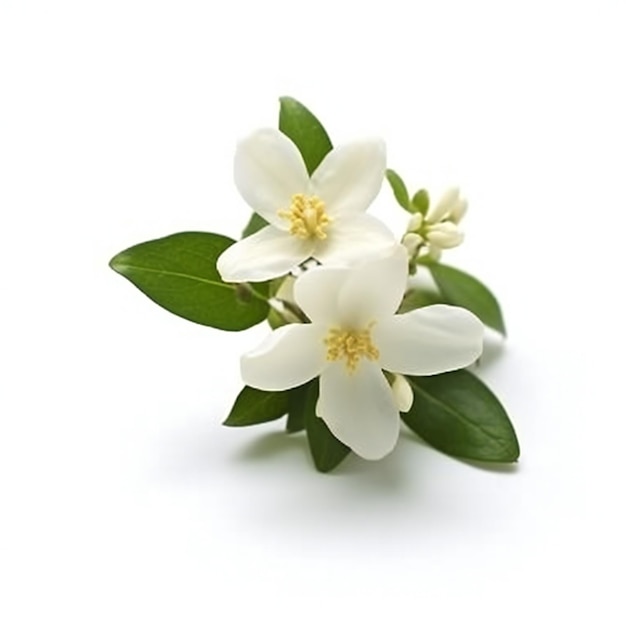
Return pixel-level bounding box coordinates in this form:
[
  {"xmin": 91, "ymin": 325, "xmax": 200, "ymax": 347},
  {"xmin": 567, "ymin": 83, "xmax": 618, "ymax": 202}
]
[
  {"xmin": 427, "ymin": 222, "xmax": 464, "ymax": 248},
  {"xmin": 407, "ymin": 212, "xmax": 424, "ymax": 232},
  {"xmin": 450, "ymin": 197, "xmax": 468, "ymax": 224},
  {"xmin": 402, "ymin": 232, "xmax": 423, "ymax": 256},
  {"xmin": 427, "ymin": 187, "xmax": 460, "ymax": 224},
  {"xmin": 391, "ymin": 374, "xmax": 414, "ymax": 412}
]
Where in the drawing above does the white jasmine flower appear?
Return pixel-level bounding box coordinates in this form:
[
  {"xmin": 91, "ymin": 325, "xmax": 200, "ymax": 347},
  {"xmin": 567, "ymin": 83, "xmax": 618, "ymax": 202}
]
[
  {"xmin": 217, "ymin": 129, "xmax": 395, "ymax": 283},
  {"xmin": 241, "ymin": 247, "xmax": 483, "ymax": 460}
]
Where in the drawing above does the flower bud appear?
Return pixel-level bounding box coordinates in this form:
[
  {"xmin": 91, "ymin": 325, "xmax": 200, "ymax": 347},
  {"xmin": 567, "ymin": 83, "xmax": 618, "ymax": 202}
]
[
  {"xmin": 407, "ymin": 212, "xmax": 423, "ymax": 232},
  {"xmin": 427, "ymin": 187, "xmax": 460, "ymax": 223},
  {"xmin": 401, "ymin": 232, "xmax": 423, "ymax": 256},
  {"xmin": 391, "ymin": 374, "xmax": 414, "ymax": 412},
  {"xmin": 427, "ymin": 222, "xmax": 464, "ymax": 248},
  {"xmin": 450, "ymin": 198, "xmax": 468, "ymax": 224}
]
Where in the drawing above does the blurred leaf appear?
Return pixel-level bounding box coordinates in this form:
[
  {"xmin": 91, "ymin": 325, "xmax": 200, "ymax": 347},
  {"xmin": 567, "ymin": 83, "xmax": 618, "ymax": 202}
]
[
  {"xmin": 386, "ymin": 169, "xmax": 411, "ymax": 211},
  {"xmin": 411, "ymin": 189, "xmax": 429, "ymax": 215},
  {"xmin": 397, "ymin": 288, "xmax": 445, "ymax": 313}
]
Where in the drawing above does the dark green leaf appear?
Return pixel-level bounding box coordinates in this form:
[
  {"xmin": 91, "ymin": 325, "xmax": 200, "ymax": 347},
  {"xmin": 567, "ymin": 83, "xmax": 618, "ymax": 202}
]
[
  {"xmin": 109, "ymin": 232, "xmax": 269, "ymax": 331},
  {"xmin": 428, "ymin": 263, "xmax": 506, "ymax": 335},
  {"xmin": 286, "ymin": 383, "xmax": 309, "ymax": 433},
  {"xmin": 223, "ymin": 386, "xmax": 289, "ymax": 427},
  {"xmin": 402, "ymin": 370, "xmax": 519, "ymax": 462},
  {"xmin": 386, "ymin": 169, "xmax": 411, "ymax": 211},
  {"xmin": 303, "ymin": 379, "xmax": 350, "ymax": 472},
  {"xmin": 411, "ymin": 189, "xmax": 430, "ymax": 215},
  {"xmin": 397, "ymin": 288, "xmax": 445, "ymax": 313},
  {"xmin": 241, "ymin": 213, "xmax": 269, "ymax": 238},
  {"xmin": 278, "ymin": 96, "xmax": 333, "ymax": 175}
]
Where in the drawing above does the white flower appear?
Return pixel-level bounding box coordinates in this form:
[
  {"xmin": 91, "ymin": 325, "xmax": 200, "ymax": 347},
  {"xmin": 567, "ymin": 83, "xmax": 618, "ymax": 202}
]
[
  {"xmin": 241, "ymin": 247, "xmax": 484, "ymax": 460},
  {"xmin": 217, "ymin": 128, "xmax": 395, "ymax": 283}
]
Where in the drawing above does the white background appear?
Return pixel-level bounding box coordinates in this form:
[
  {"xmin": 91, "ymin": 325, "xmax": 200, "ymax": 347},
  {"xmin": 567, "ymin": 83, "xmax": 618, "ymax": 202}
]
[{"xmin": 2, "ymin": 1, "xmax": 625, "ymax": 624}]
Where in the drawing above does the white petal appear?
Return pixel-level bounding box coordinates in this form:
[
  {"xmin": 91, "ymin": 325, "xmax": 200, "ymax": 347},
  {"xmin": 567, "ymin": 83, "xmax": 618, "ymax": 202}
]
[
  {"xmin": 317, "ymin": 361, "xmax": 399, "ymax": 460},
  {"xmin": 375, "ymin": 305, "xmax": 483, "ymax": 375},
  {"xmin": 293, "ymin": 266, "xmax": 348, "ymax": 324},
  {"xmin": 311, "ymin": 139, "xmax": 386, "ymax": 216},
  {"xmin": 241, "ymin": 324, "xmax": 326, "ymax": 391},
  {"xmin": 336, "ymin": 245, "xmax": 408, "ymax": 326},
  {"xmin": 217, "ymin": 226, "xmax": 313, "ymax": 283},
  {"xmin": 314, "ymin": 214, "xmax": 396, "ymax": 269},
  {"xmin": 391, "ymin": 374, "xmax": 414, "ymax": 412},
  {"xmin": 427, "ymin": 187, "xmax": 459, "ymax": 223},
  {"xmin": 234, "ymin": 128, "xmax": 310, "ymax": 227}
]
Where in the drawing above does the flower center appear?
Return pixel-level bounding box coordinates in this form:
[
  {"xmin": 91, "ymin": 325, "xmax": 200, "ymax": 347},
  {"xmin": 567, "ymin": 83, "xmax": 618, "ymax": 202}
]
[
  {"xmin": 278, "ymin": 194, "xmax": 331, "ymax": 240},
  {"xmin": 324, "ymin": 325, "xmax": 379, "ymax": 372}
]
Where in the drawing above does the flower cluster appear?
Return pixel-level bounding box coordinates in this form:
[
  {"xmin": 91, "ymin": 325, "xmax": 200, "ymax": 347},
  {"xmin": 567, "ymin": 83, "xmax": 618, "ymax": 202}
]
[
  {"xmin": 110, "ymin": 97, "xmax": 518, "ymax": 473},
  {"xmin": 216, "ymin": 129, "xmax": 483, "ymax": 460}
]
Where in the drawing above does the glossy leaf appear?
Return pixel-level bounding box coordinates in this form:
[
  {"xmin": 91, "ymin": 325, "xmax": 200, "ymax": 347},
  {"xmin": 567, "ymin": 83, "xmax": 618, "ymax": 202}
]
[
  {"xmin": 223, "ymin": 386, "xmax": 289, "ymax": 427},
  {"xmin": 386, "ymin": 169, "xmax": 411, "ymax": 211},
  {"xmin": 278, "ymin": 96, "xmax": 333, "ymax": 175},
  {"xmin": 428, "ymin": 263, "xmax": 506, "ymax": 335},
  {"xmin": 302, "ymin": 379, "xmax": 351, "ymax": 472},
  {"xmin": 110, "ymin": 232, "xmax": 269, "ymax": 330},
  {"xmin": 241, "ymin": 212, "xmax": 269, "ymax": 238},
  {"xmin": 402, "ymin": 370, "xmax": 519, "ymax": 462}
]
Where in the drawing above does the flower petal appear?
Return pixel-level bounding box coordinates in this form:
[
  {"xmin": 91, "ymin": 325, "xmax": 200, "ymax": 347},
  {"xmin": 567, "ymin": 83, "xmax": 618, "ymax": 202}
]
[
  {"xmin": 311, "ymin": 139, "xmax": 386, "ymax": 216},
  {"xmin": 317, "ymin": 361, "xmax": 399, "ymax": 460},
  {"xmin": 335, "ymin": 244, "xmax": 408, "ymax": 326},
  {"xmin": 315, "ymin": 213, "xmax": 396, "ymax": 268},
  {"xmin": 241, "ymin": 324, "xmax": 326, "ymax": 391},
  {"xmin": 375, "ymin": 305, "xmax": 484, "ymax": 375},
  {"xmin": 293, "ymin": 266, "xmax": 348, "ymax": 325},
  {"xmin": 234, "ymin": 128, "xmax": 310, "ymax": 227},
  {"xmin": 217, "ymin": 226, "xmax": 313, "ymax": 283}
]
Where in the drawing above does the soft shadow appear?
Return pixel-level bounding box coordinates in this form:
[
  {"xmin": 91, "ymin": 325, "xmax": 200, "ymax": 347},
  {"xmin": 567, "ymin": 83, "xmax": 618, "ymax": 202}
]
[
  {"xmin": 473, "ymin": 333, "xmax": 506, "ymax": 371},
  {"xmin": 402, "ymin": 429, "xmax": 520, "ymax": 474},
  {"xmin": 235, "ymin": 430, "xmax": 307, "ymax": 462},
  {"xmin": 459, "ymin": 459, "xmax": 520, "ymax": 474}
]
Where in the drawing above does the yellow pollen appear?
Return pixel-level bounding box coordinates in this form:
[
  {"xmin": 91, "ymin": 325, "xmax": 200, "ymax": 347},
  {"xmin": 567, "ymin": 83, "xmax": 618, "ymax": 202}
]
[
  {"xmin": 278, "ymin": 193, "xmax": 331, "ymax": 240},
  {"xmin": 324, "ymin": 325, "xmax": 379, "ymax": 372}
]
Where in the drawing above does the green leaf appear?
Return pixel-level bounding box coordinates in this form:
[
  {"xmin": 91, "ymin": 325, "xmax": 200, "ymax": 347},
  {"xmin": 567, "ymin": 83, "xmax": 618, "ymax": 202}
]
[
  {"xmin": 110, "ymin": 232, "xmax": 269, "ymax": 331},
  {"xmin": 302, "ymin": 379, "xmax": 350, "ymax": 472},
  {"xmin": 278, "ymin": 96, "xmax": 333, "ymax": 175},
  {"xmin": 386, "ymin": 169, "xmax": 411, "ymax": 211},
  {"xmin": 242, "ymin": 213, "xmax": 268, "ymax": 238},
  {"xmin": 286, "ymin": 383, "xmax": 309, "ymax": 433},
  {"xmin": 397, "ymin": 288, "xmax": 445, "ymax": 314},
  {"xmin": 427, "ymin": 263, "xmax": 506, "ymax": 335},
  {"xmin": 402, "ymin": 370, "xmax": 519, "ymax": 463},
  {"xmin": 223, "ymin": 386, "xmax": 289, "ymax": 427},
  {"xmin": 411, "ymin": 189, "xmax": 429, "ymax": 215}
]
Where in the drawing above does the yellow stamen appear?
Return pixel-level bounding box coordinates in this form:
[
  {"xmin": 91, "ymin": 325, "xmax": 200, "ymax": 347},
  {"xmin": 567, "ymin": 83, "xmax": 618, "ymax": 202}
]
[
  {"xmin": 324, "ymin": 325, "xmax": 379, "ymax": 372},
  {"xmin": 278, "ymin": 193, "xmax": 331, "ymax": 240}
]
